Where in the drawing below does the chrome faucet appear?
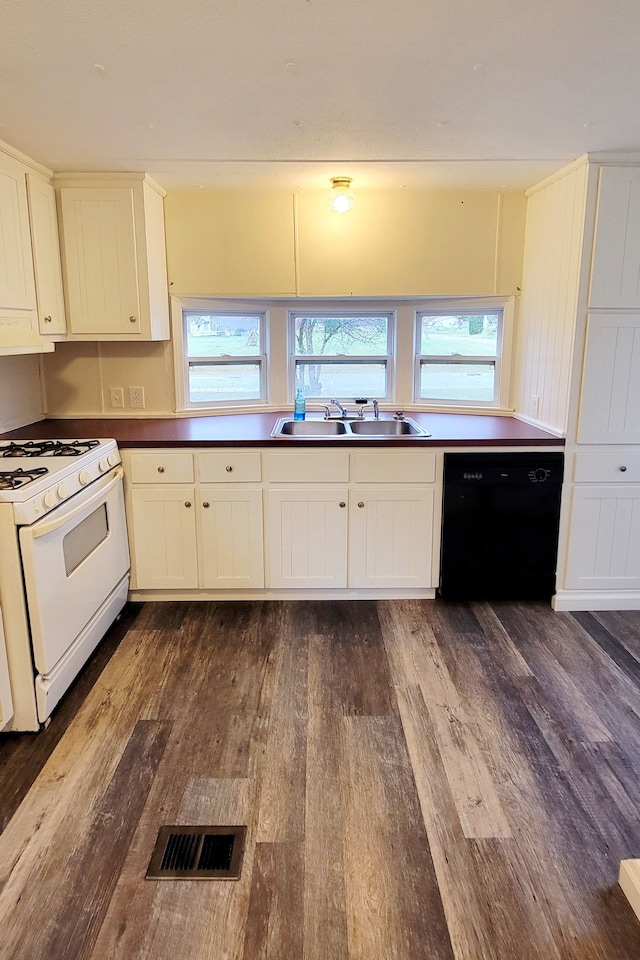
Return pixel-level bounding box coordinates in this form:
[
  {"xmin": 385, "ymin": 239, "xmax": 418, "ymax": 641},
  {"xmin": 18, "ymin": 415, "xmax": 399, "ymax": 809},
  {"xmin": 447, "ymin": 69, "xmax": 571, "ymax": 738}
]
[
  {"xmin": 324, "ymin": 398, "xmax": 348, "ymax": 419},
  {"xmin": 356, "ymin": 398, "xmax": 379, "ymax": 419}
]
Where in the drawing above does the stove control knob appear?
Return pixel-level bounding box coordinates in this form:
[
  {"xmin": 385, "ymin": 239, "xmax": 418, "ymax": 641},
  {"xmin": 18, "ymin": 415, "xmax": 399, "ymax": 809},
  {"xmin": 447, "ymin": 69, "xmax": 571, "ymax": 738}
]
[
  {"xmin": 79, "ymin": 470, "xmax": 92, "ymax": 486},
  {"xmin": 44, "ymin": 491, "xmax": 58, "ymax": 508},
  {"xmin": 98, "ymin": 459, "xmax": 109, "ymax": 473},
  {"xmin": 57, "ymin": 484, "xmax": 69, "ymax": 500},
  {"xmin": 107, "ymin": 451, "xmax": 120, "ymax": 467}
]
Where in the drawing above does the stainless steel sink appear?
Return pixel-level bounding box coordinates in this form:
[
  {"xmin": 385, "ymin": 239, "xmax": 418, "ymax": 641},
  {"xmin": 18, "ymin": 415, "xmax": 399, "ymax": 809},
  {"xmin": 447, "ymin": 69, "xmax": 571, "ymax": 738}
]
[
  {"xmin": 271, "ymin": 416, "xmax": 429, "ymax": 438},
  {"xmin": 273, "ymin": 418, "xmax": 348, "ymax": 436},
  {"xmin": 348, "ymin": 418, "xmax": 427, "ymax": 436}
]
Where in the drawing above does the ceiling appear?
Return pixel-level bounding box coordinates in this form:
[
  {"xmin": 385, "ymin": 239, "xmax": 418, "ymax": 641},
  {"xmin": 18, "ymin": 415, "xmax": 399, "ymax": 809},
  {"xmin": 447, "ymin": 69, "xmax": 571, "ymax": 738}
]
[{"xmin": 2, "ymin": 0, "xmax": 639, "ymax": 192}]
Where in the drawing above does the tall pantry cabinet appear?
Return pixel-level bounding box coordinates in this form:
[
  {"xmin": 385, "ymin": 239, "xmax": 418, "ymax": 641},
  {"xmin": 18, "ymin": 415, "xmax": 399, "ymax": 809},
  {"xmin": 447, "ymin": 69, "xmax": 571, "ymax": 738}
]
[{"xmin": 520, "ymin": 157, "xmax": 640, "ymax": 610}]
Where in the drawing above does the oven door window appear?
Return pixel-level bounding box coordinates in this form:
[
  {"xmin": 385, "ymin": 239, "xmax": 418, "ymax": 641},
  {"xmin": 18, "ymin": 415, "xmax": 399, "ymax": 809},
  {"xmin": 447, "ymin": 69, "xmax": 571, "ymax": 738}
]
[{"xmin": 63, "ymin": 503, "xmax": 109, "ymax": 576}]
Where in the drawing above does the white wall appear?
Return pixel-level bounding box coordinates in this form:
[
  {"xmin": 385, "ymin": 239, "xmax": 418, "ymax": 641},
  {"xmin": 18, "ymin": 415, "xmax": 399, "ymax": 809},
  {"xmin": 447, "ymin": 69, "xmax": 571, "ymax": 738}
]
[
  {"xmin": 42, "ymin": 340, "xmax": 175, "ymax": 418},
  {"xmin": 39, "ymin": 185, "xmax": 527, "ymax": 418},
  {"xmin": 0, "ymin": 355, "xmax": 44, "ymax": 431}
]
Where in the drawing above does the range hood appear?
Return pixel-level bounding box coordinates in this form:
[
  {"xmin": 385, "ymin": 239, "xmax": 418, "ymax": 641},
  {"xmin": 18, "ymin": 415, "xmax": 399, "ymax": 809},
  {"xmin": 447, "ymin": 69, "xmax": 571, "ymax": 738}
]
[{"xmin": 0, "ymin": 316, "xmax": 55, "ymax": 356}]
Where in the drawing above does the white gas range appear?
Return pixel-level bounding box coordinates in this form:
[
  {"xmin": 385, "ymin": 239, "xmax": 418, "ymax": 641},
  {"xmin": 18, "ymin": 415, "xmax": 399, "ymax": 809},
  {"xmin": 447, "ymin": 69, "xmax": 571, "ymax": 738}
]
[{"xmin": 0, "ymin": 438, "xmax": 130, "ymax": 731}]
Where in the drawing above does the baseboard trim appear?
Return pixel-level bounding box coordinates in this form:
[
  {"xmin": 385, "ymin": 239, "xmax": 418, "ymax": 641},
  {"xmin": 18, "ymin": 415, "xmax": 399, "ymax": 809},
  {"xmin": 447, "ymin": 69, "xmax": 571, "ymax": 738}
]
[
  {"xmin": 620, "ymin": 860, "xmax": 640, "ymax": 922},
  {"xmin": 129, "ymin": 587, "xmax": 437, "ymax": 602},
  {"xmin": 552, "ymin": 590, "xmax": 640, "ymax": 611}
]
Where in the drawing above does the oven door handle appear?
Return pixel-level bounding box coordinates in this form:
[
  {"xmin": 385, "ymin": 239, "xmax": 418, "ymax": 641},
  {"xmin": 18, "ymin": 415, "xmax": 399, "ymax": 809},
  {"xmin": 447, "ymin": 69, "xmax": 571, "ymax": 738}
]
[{"xmin": 30, "ymin": 467, "xmax": 124, "ymax": 539}]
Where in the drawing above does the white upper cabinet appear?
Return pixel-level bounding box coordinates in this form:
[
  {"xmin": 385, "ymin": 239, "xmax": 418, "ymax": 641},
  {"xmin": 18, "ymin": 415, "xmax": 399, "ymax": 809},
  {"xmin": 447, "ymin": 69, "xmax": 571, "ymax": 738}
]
[
  {"xmin": 578, "ymin": 313, "xmax": 640, "ymax": 443},
  {"xmin": 57, "ymin": 175, "xmax": 170, "ymax": 340},
  {"xmin": 0, "ymin": 154, "xmax": 37, "ymax": 312},
  {"xmin": 26, "ymin": 173, "xmax": 66, "ymax": 336},
  {"xmin": 589, "ymin": 166, "xmax": 640, "ymax": 309}
]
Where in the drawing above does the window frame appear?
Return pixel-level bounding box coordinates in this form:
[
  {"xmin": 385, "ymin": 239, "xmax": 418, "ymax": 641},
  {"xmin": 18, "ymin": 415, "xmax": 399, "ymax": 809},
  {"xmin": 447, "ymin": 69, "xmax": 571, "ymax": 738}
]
[
  {"xmin": 174, "ymin": 299, "xmax": 268, "ymax": 411},
  {"xmin": 413, "ymin": 297, "xmax": 513, "ymax": 409},
  {"xmin": 287, "ymin": 309, "xmax": 395, "ymax": 402},
  {"xmin": 171, "ymin": 295, "xmax": 514, "ymax": 414}
]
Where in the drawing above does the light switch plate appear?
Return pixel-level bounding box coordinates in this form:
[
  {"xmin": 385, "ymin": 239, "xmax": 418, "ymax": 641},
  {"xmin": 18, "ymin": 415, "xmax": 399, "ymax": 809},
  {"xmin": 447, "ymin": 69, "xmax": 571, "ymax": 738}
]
[{"xmin": 110, "ymin": 387, "xmax": 124, "ymax": 408}]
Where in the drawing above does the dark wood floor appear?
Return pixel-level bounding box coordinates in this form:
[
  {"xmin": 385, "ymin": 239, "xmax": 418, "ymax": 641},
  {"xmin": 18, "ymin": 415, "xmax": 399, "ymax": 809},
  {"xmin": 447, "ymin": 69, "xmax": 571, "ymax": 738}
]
[{"xmin": 1, "ymin": 599, "xmax": 640, "ymax": 959}]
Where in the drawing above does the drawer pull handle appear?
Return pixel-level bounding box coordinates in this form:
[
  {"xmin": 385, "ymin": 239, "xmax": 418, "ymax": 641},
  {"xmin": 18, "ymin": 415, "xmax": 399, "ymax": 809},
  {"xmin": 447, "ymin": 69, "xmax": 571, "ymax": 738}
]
[
  {"xmin": 358, "ymin": 501, "xmax": 365, "ymax": 508},
  {"xmin": 225, "ymin": 465, "xmax": 233, "ymax": 472},
  {"xmin": 157, "ymin": 466, "xmax": 165, "ymax": 473},
  {"xmin": 620, "ymin": 465, "xmax": 628, "ymax": 472},
  {"xmin": 185, "ymin": 501, "xmax": 192, "ymax": 508},
  {"xmin": 339, "ymin": 501, "xmax": 346, "ymax": 508},
  {"xmin": 203, "ymin": 501, "xmax": 210, "ymax": 508}
]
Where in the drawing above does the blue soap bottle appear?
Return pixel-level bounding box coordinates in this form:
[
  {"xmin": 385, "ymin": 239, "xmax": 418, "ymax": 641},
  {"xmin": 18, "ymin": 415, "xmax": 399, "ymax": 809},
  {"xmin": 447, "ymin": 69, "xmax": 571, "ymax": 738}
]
[{"xmin": 294, "ymin": 388, "xmax": 306, "ymax": 420}]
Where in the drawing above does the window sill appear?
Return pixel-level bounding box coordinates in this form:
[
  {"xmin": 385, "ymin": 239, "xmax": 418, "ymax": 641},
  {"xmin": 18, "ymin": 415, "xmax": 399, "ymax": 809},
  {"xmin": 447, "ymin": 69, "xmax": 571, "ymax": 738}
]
[{"xmin": 173, "ymin": 402, "xmax": 516, "ymax": 418}]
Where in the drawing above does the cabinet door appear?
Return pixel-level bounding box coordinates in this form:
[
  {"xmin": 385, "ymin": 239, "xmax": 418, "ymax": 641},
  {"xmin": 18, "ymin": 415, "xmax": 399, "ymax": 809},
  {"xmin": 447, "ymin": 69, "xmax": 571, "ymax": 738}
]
[
  {"xmin": 266, "ymin": 487, "xmax": 348, "ymax": 588},
  {"xmin": 60, "ymin": 187, "xmax": 141, "ymax": 335},
  {"xmin": 130, "ymin": 486, "xmax": 198, "ymax": 589},
  {"xmin": 199, "ymin": 488, "xmax": 264, "ymax": 589},
  {"xmin": 0, "ymin": 155, "xmax": 36, "ymax": 311},
  {"xmin": 578, "ymin": 314, "xmax": 640, "ymax": 443},
  {"xmin": 590, "ymin": 167, "xmax": 640, "ymax": 308},
  {"xmin": 349, "ymin": 486, "xmax": 435, "ymax": 588},
  {"xmin": 26, "ymin": 174, "xmax": 66, "ymax": 335},
  {"xmin": 564, "ymin": 485, "xmax": 640, "ymax": 589}
]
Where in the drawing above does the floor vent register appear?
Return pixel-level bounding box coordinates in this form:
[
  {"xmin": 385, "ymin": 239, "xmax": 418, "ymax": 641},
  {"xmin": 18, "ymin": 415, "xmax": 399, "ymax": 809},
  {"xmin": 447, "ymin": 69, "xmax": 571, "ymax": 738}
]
[{"xmin": 146, "ymin": 825, "xmax": 247, "ymax": 880}]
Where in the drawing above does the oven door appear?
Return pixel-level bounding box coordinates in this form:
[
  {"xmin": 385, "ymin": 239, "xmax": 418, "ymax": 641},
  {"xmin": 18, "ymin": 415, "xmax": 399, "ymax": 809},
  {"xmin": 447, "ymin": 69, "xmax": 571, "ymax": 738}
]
[{"xmin": 18, "ymin": 467, "xmax": 130, "ymax": 674}]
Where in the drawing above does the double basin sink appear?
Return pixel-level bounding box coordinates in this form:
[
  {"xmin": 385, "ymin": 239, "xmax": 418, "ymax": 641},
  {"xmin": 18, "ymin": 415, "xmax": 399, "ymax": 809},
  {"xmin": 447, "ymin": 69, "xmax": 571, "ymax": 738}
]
[{"xmin": 272, "ymin": 416, "xmax": 430, "ymax": 438}]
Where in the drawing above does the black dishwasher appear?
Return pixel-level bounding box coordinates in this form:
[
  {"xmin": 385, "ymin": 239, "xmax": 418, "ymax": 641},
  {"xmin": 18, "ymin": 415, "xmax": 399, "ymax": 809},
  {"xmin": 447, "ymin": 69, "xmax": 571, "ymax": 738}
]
[{"xmin": 439, "ymin": 452, "xmax": 564, "ymax": 600}]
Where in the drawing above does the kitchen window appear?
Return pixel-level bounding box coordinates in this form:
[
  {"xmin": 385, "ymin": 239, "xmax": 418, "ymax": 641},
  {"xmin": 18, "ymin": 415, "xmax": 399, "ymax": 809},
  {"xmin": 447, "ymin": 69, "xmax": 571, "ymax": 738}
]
[
  {"xmin": 290, "ymin": 312, "xmax": 393, "ymax": 401},
  {"xmin": 414, "ymin": 299, "xmax": 512, "ymax": 408},
  {"xmin": 180, "ymin": 309, "xmax": 267, "ymax": 407},
  {"xmin": 172, "ymin": 295, "xmax": 513, "ymax": 413}
]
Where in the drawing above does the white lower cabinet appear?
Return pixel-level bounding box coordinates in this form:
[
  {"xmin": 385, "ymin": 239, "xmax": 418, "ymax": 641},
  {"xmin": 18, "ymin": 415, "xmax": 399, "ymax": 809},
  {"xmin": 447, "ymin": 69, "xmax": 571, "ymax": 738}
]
[
  {"xmin": 266, "ymin": 487, "xmax": 349, "ymax": 588},
  {"xmin": 199, "ymin": 488, "xmax": 264, "ymax": 589},
  {"xmin": 560, "ymin": 452, "xmax": 640, "ymax": 598},
  {"xmin": 126, "ymin": 449, "xmax": 264, "ymax": 592},
  {"xmin": 130, "ymin": 486, "xmax": 199, "ymax": 589},
  {"xmin": 264, "ymin": 449, "xmax": 438, "ymax": 591},
  {"xmin": 564, "ymin": 484, "xmax": 640, "ymax": 590},
  {"xmin": 348, "ymin": 485, "xmax": 435, "ymax": 588},
  {"xmin": 125, "ymin": 446, "xmax": 440, "ymax": 597}
]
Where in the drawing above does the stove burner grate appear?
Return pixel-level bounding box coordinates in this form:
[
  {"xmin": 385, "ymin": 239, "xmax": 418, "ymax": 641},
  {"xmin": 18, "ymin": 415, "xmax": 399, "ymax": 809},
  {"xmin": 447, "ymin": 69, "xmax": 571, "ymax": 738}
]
[
  {"xmin": 0, "ymin": 466, "xmax": 49, "ymax": 489},
  {"xmin": 1, "ymin": 439, "xmax": 101, "ymax": 458}
]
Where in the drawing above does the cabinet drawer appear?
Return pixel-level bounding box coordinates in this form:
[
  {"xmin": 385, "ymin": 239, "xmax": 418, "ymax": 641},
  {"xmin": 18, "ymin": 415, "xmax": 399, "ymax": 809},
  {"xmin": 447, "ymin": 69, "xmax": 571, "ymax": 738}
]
[
  {"xmin": 129, "ymin": 451, "xmax": 194, "ymax": 483},
  {"xmin": 573, "ymin": 452, "xmax": 640, "ymax": 483},
  {"xmin": 265, "ymin": 451, "xmax": 350, "ymax": 483},
  {"xmin": 198, "ymin": 451, "xmax": 262, "ymax": 483},
  {"xmin": 350, "ymin": 451, "xmax": 437, "ymax": 484}
]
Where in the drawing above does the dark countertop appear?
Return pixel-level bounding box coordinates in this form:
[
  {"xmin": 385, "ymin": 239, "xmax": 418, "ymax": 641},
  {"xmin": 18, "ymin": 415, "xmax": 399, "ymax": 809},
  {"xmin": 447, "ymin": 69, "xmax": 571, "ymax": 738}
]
[{"xmin": 1, "ymin": 412, "xmax": 565, "ymax": 448}]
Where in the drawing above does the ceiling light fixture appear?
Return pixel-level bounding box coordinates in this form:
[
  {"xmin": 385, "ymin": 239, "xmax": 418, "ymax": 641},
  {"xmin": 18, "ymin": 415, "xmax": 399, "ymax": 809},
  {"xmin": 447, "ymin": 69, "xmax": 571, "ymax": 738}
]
[{"xmin": 329, "ymin": 176, "xmax": 355, "ymax": 213}]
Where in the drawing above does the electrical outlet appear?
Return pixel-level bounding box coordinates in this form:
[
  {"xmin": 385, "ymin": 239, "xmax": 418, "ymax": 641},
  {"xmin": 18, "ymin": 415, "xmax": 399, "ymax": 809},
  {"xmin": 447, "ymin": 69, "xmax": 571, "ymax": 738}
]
[
  {"xmin": 529, "ymin": 394, "xmax": 540, "ymax": 418},
  {"xmin": 129, "ymin": 386, "xmax": 145, "ymax": 409},
  {"xmin": 109, "ymin": 387, "xmax": 125, "ymax": 409}
]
